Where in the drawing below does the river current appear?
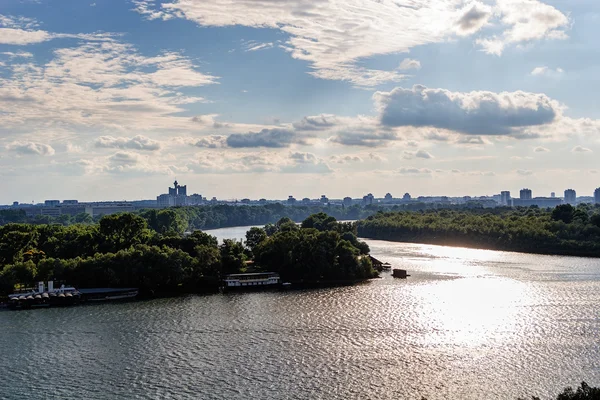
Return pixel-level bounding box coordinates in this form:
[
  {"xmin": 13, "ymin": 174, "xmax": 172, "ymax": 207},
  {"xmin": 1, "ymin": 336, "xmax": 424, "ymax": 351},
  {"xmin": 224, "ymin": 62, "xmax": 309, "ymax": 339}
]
[{"xmin": 1, "ymin": 225, "xmax": 600, "ymax": 399}]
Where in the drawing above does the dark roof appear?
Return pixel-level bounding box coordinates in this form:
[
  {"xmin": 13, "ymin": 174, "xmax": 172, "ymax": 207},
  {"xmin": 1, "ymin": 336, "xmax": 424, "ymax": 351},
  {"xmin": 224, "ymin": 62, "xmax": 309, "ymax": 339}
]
[{"xmin": 368, "ymin": 255, "xmax": 384, "ymax": 265}]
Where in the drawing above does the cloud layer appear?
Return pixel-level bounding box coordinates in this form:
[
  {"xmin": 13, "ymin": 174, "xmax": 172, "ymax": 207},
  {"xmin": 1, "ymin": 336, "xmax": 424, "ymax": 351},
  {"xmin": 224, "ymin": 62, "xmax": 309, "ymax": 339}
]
[{"xmin": 375, "ymin": 85, "xmax": 559, "ymax": 136}]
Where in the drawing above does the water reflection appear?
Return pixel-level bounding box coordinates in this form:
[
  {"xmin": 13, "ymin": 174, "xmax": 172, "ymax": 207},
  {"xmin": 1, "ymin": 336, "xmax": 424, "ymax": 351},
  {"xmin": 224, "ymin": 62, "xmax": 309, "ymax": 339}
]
[{"xmin": 2, "ymin": 230, "xmax": 600, "ymax": 399}]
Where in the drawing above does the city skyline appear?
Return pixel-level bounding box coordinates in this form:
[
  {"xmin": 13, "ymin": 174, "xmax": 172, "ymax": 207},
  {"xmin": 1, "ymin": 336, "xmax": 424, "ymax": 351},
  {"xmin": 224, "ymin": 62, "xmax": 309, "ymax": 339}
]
[
  {"xmin": 1, "ymin": 1, "xmax": 600, "ymax": 203},
  {"xmin": 4, "ymin": 179, "xmax": 600, "ymax": 205}
]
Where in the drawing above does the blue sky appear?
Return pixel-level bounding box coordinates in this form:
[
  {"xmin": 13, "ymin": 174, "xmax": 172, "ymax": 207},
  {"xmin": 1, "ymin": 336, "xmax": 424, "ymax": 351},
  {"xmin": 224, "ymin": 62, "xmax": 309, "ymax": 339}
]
[{"xmin": 0, "ymin": 0, "xmax": 599, "ymax": 203}]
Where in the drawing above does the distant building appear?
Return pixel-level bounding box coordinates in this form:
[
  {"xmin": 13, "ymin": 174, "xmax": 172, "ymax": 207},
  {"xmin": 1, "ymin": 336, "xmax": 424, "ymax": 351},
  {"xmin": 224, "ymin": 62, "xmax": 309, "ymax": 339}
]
[
  {"xmin": 564, "ymin": 189, "xmax": 576, "ymax": 205},
  {"xmin": 287, "ymin": 195, "xmax": 297, "ymax": 205},
  {"xmin": 157, "ymin": 194, "xmax": 175, "ymax": 207},
  {"xmin": 384, "ymin": 193, "xmax": 393, "ymax": 202},
  {"xmin": 551, "ymin": 192, "xmax": 556, "ymax": 198},
  {"xmin": 595, "ymin": 188, "xmax": 600, "ymax": 204},
  {"xmin": 302, "ymin": 198, "xmax": 311, "ymax": 205},
  {"xmin": 240, "ymin": 198, "xmax": 251, "ymax": 204},
  {"xmin": 500, "ymin": 191, "xmax": 511, "ymax": 206},
  {"xmin": 343, "ymin": 197, "xmax": 353, "ymax": 207},
  {"xmin": 188, "ymin": 194, "xmax": 203, "ymax": 205},
  {"xmin": 520, "ymin": 188, "xmax": 532, "ymax": 200},
  {"xmin": 362, "ymin": 193, "xmax": 374, "ymax": 206},
  {"xmin": 44, "ymin": 200, "xmax": 60, "ymax": 207},
  {"xmin": 12, "ymin": 201, "xmax": 18, "ymax": 207},
  {"xmin": 158, "ymin": 180, "xmax": 190, "ymax": 207},
  {"xmin": 62, "ymin": 200, "xmax": 78, "ymax": 205},
  {"xmin": 320, "ymin": 195, "xmax": 329, "ymax": 204},
  {"xmin": 402, "ymin": 193, "xmax": 411, "ymax": 202}
]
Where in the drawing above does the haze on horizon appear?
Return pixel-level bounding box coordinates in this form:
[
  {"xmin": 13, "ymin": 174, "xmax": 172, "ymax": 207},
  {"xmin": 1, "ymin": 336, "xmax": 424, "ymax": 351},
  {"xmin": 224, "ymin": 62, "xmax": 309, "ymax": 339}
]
[{"xmin": 1, "ymin": 0, "xmax": 599, "ymax": 204}]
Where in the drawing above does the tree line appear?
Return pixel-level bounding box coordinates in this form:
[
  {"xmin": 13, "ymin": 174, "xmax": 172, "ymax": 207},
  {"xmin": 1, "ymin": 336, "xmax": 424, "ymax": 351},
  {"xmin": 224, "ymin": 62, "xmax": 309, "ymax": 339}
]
[
  {"xmin": 0, "ymin": 212, "xmax": 376, "ymax": 297},
  {"xmin": 357, "ymin": 204, "xmax": 600, "ymax": 257}
]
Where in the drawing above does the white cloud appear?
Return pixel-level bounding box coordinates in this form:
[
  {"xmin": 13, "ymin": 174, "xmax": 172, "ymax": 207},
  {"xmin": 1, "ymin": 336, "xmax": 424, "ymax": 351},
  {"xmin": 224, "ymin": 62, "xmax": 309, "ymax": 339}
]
[
  {"xmin": 185, "ymin": 151, "xmax": 332, "ymax": 174},
  {"xmin": 6, "ymin": 141, "xmax": 55, "ymax": 156},
  {"xmin": 534, "ymin": 146, "xmax": 550, "ymax": 152},
  {"xmin": 403, "ymin": 149, "xmax": 433, "ymax": 160},
  {"xmin": 572, "ymin": 145, "xmax": 592, "ymax": 153},
  {"xmin": 531, "ymin": 66, "xmax": 564, "ymax": 77},
  {"xmin": 243, "ymin": 40, "xmax": 274, "ymax": 52},
  {"xmin": 95, "ymin": 135, "xmax": 161, "ymax": 151},
  {"xmin": 476, "ymin": 0, "xmax": 569, "ymax": 55},
  {"xmin": 375, "ymin": 85, "xmax": 559, "ymax": 136},
  {"xmin": 133, "ymin": 0, "xmax": 568, "ymax": 85},
  {"xmin": 0, "ymin": 40, "xmax": 218, "ymax": 134},
  {"xmin": 397, "ymin": 58, "xmax": 421, "ymax": 71},
  {"xmin": 397, "ymin": 167, "xmax": 432, "ymax": 174},
  {"xmin": 329, "ymin": 154, "xmax": 363, "ymax": 164},
  {"xmin": 516, "ymin": 169, "xmax": 534, "ymax": 176},
  {"xmin": 226, "ymin": 128, "xmax": 307, "ymax": 148}
]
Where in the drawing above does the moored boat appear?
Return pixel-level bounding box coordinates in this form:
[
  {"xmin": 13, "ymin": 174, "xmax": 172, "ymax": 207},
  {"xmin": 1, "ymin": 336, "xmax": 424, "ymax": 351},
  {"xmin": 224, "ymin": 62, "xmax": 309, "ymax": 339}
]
[{"xmin": 8, "ymin": 281, "xmax": 81, "ymax": 309}]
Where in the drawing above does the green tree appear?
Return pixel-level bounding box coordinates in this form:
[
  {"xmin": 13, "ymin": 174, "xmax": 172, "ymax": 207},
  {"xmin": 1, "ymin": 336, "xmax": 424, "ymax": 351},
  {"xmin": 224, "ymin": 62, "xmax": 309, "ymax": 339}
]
[
  {"xmin": 99, "ymin": 213, "xmax": 150, "ymax": 252},
  {"xmin": 245, "ymin": 227, "xmax": 267, "ymax": 253}
]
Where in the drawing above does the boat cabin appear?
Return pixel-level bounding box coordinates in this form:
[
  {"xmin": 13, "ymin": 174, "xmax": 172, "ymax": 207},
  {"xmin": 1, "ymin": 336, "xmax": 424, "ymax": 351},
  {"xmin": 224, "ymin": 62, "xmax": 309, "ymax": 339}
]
[{"xmin": 223, "ymin": 272, "xmax": 280, "ymax": 288}]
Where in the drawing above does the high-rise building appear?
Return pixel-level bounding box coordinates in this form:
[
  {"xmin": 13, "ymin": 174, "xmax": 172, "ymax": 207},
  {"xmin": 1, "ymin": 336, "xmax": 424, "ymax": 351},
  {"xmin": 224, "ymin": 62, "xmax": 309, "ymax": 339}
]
[
  {"xmin": 158, "ymin": 180, "xmax": 190, "ymax": 207},
  {"xmin": 595, "ymin": 188, "xmax": 600, "ymax": 204},
  {"xmin": 551, "ymin": 192, "xmax": 556, "ymax": 198},
  {"xmin": 287, "ymin": 195, "xmax": 297, "ymax": 205},
  {"xmin": 564, "ymin": 189, "xmax": 576, "ymax": 205},
  {"xmin": 402, "ymin": 193, "xmax": 411, "ymax": 202},
  {"xmin": 520, "ymin": 188, "xmax": 532, "ymax": 200},
  {"xmin": 384, "ymin": 193, "xmax": 393, "ymax": 202},
  {"xmin": 500, "ymin": 191, "xmax": 511, "ymax": 206},
  {"xmin": 343, "ymin": 197, "xmax": 353, "ymax": 207},
  {"xmin": 320, "ymin": 195, "xmax": 329, "ymax": 204}
]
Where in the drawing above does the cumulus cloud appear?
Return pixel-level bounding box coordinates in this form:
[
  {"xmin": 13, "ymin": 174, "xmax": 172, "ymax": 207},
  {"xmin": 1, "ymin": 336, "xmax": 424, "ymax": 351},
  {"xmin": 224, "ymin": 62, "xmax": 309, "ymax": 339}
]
[
  {"xmin": 397, "ymin": 167, "xmax": 432, "ymax": 174},
  {"xmin": 226, "ymin": 128, "xmax": 305, "ymax": 148},
  {"xmin": 403, "ymin": 149, "xmax": 433, "ymax": 159},
  {"xmin": 375, "ymin": 85, "xmax": 559, "ymax": 136},
  {"xmin": 424, "ymin": 131, "xmax": 450, "ymax": 141},
  {"xmin": 330, "ymin": 131, "xmax": 397, "ymax": 147},
  {"xmin": 6, "ymin": 141, "xmax": 55, "ymax": 156},
  {"xmin": 534, "ymin": 146, "xmax": 550, "ymax": 152},
  {"xmin": 293, "ymin": 114, "xmax": 339, "ymax": 131},
  {"xmin": 95, "ymin": 135, "xmax": 161, "ymax": 151},
  {"xmin": 476, "ymin": 0, "xmax": 569, "ymax": 55},
  {"xmin": 531, "ymin": 66, "xmax": 564, "ymax": 77},
  {"xmin": 455, "ymin": 2, "xmax": 492, "ymax": 36},
  {"xmin": 572, "ymin": 145, "xmax": 592, "ymax": 153},
  {"xmin": 516, "ymin": 169, "xmax": 534, "ymax": 176},
  {"xmin": 397, "ymin": 58, "xmax": 421, "ymax": 71},
  {"xmin": 329, "ymin": 154, "xmax": 363, "ymax": 164}
]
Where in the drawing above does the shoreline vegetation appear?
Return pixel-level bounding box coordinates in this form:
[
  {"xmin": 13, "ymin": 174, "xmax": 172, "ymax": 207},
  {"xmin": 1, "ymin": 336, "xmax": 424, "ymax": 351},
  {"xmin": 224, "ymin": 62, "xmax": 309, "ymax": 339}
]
[
  {"xmin": 357, "ymin": 205, "xmax": 600, "ymax": 258},
  {"xmin": 0, "ymin": 212, "xmax": 377, "ymax": 299}
]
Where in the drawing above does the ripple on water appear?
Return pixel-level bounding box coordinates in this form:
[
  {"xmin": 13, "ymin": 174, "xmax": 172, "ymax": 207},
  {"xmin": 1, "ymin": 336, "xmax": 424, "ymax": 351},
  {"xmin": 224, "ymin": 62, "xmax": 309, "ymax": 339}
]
[{"xmin": 2, "ymin": 240, "xmax": 600, "ymax": 399}]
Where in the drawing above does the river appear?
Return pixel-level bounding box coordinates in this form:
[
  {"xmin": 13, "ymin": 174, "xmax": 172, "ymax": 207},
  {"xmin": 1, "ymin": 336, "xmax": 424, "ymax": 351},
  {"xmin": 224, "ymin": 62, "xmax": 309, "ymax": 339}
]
[{"xmin": 1, "ymin": 225, "xmax": 600, "ymax": 399}]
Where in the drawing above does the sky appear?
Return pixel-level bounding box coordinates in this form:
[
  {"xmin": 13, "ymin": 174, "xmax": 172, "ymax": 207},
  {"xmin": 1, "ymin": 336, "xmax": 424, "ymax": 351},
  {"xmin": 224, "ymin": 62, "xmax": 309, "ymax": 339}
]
[{"xmin": 1, "ymin": 0, "xmax": 599, "ymax": 203}]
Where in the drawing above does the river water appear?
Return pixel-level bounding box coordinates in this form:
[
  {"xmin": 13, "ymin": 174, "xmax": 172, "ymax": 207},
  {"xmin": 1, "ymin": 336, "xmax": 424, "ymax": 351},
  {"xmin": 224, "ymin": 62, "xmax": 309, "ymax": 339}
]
[{"xmin": 1, "ymin": 225, "xmax": 600, "ymax": 399}]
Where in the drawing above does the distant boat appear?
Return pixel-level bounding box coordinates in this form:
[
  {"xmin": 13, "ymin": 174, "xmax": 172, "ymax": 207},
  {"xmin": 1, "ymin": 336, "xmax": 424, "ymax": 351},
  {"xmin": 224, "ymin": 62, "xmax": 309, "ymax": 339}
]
[
  {"xmin": 79, "ymin": 288, "xmax": 139, "ymax": 302},
  {"xmin": 8, "ymin": 281, "xmax": 80, "ymax": 309},
  {"xmin": 222, "ymin": 272, "xmax": 281, "ymax": 291},
  {"xmin": 392, "ymin": 269, "xmax": 410, "ymax": 279}
]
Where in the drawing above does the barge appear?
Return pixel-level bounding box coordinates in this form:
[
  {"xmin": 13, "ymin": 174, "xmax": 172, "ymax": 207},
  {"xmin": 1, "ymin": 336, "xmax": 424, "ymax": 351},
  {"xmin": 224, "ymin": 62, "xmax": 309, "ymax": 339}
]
[
  {"xmin": 223, "ymin": 272, "xmax": 281, "ymax": 291},
  {"xmin": 8, "ymin": 281, "xmax": 81, "ymax": 309}
]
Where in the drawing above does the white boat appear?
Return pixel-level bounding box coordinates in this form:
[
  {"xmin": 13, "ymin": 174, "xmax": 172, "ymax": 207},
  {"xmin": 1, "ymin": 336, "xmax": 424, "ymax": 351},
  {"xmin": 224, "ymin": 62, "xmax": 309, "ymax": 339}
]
[{"xmin": 223, "ymin": 272, "xmax": 281, "ymax": 289}]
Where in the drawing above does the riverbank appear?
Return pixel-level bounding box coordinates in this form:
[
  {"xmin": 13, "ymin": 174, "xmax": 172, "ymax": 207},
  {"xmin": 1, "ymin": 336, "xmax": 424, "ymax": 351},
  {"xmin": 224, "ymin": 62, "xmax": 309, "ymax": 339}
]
[{"xmin": 357, "ymin": 207, "xmax": 600, "ymax": 259}]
